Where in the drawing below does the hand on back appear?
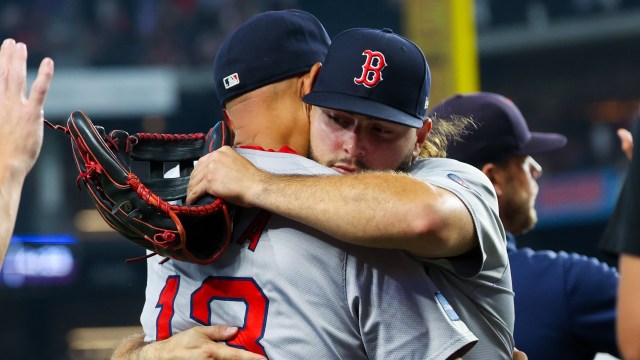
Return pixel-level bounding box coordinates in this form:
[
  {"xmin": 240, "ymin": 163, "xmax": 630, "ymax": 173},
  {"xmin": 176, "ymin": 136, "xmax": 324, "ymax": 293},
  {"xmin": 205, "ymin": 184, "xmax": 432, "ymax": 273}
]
[{"xmin": 142, "ymin": 326, "xmax": 266, "ymax": 360}]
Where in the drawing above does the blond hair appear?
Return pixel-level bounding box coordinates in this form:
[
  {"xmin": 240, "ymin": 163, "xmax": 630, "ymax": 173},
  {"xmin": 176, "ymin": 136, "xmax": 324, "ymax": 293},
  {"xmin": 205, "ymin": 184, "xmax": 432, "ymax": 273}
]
[{"xmin": 419, "ymin": 115, "xmax": 476, "ymax": 158}]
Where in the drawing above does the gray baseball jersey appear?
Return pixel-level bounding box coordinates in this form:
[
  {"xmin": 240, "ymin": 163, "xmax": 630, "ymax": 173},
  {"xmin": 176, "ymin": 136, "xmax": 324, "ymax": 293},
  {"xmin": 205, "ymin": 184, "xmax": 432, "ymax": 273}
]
[
  {"xmin": 410, "ymin": 157, "xmax": 515, "ymax": 359},
  {"xmin": 140, "ymin": 149, "xmax": 477, "ymax": 359}
]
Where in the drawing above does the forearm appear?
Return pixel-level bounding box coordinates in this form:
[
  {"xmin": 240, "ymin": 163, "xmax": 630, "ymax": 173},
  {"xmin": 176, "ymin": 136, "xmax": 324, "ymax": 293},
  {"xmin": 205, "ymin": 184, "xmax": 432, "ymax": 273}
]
[
  {"xmin": 0, "ymin": 164, "xmax": 28, "ymax": 265},
  {"xmin": 617, "ymin": 254, "xmax": 640, "ymax": 360},
  {"xmin": 111, "ymin": 333, "xmax": 155, "ymax": 360},
  {"xmin": 248, "ymin": 171, "xmax": 475, "ymax": 257}
]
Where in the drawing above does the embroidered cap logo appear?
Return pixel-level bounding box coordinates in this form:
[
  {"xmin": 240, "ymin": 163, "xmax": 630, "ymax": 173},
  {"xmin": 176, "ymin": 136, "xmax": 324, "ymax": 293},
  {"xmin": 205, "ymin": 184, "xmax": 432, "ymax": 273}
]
[
  {"xmin": 223, "ymin": 73, "xmax": 240, "ymax": 89},
  {"xmin": 354, "ymin": 50, "xmax": 387, "ymax": 88}
]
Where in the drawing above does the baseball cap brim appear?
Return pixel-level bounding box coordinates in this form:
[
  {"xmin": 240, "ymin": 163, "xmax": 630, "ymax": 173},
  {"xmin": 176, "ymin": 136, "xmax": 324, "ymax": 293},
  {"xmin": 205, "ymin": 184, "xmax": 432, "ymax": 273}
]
[
  {"xmin": 303, "ymin": 92, "xmax": 424, "ymax": 128},
  {"xmin": 515, "ymin": 131, "xmax": 568, "ymax": 156}
]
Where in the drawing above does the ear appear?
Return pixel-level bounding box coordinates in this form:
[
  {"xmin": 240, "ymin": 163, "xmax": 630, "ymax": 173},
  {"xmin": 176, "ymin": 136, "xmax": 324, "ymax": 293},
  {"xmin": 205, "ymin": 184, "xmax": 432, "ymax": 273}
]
[
  {"xmin": 222, "ymin": 109, "xmax": 235, "ymax": 133},
  {"xmin": 300, "ymin": 63, "xmax": 322, "ymax": 119},
  {"xmin": 301, "ymin": 62, "xmax": 322, "ymax": 96},
  {"xmin": 412, "ymin": 117, "xmax": 433, "ymax": 159},
  {"xmin": 481, "ymin": 162, "xmax": 502, "ymax": 196}
]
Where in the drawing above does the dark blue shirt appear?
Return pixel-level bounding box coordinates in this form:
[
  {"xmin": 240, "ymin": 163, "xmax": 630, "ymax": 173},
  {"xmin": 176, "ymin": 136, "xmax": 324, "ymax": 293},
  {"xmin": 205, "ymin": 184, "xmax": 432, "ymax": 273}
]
[{"xmin": 507, "ymin": 233, "xmax": 620, "ymax": 359}]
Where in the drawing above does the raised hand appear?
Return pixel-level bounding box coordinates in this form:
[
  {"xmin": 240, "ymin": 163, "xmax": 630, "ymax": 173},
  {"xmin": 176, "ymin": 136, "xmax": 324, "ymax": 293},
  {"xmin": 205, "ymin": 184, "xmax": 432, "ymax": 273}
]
[{"xmin": 0, "ymin": 38, "xmax": 54, "ymax": 177}]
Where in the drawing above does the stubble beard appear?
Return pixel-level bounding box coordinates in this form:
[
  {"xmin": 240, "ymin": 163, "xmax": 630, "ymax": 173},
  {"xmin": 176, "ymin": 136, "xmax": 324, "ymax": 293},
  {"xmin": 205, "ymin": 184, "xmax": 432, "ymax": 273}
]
[
  {"xmin": 309, "ymin": 144, "xmax": 414, "ymax": 173},
  {"xmin": 502, "ymin": 196, "xmax": 538, "ymax": 236}
]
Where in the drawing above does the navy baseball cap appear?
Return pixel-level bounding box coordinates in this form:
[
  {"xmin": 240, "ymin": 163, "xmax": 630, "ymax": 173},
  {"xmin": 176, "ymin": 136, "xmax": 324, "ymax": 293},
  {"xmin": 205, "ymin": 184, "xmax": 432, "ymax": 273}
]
[
  {"xmin": 303, "ymin": 28, "xmax": 430, "ymax": 128},
  {"xmin": 431, "ymin": 92, "xmax": 567, "ymax": 167},
  {"xmin": 213, "ymin": 9, "xmax": 330, "ymax": 105}
]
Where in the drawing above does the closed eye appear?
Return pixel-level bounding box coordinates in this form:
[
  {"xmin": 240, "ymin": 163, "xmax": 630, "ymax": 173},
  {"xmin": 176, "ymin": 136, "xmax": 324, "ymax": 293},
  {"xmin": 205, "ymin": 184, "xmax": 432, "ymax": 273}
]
[
  {"xmin": 328, "ymin": 114, "xmax": 352, "ymax": 128},
  {"xmin": 371, "ymin": 126, "xmax": 394, "ymax": 135}
]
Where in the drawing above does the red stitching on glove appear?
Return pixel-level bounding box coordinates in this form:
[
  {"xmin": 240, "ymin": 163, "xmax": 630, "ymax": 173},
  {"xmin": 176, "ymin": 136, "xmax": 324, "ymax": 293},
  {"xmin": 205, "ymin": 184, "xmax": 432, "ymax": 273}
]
[
  {"xmin": 76, "ymin": 161, "xmax": 104, "ymax": 188},
  {"xmin": 136, "ymin": 133, "xmax": 205, "ymax": 142}
]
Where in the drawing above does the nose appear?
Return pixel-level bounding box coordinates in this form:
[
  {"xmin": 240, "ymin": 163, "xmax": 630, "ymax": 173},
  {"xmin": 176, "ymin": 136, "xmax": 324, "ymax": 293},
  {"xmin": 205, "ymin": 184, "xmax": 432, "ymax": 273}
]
[
  {"xmin": 529, "ymin": 158, "xmax": 543, "ymax": 179},
  {"xmin": 343, "ymin": 130, "xmax": 366, "ymax": 157}
]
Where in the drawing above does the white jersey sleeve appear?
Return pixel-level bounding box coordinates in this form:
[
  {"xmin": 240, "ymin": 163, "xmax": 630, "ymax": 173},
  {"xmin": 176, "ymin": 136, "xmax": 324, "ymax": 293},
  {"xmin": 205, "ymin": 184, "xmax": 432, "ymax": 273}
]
[
  {"xmin": 139, "ymin": 149, "xmax": 477, "ymax": 360},
  {"xmin": 345, "ymin": 245, "xmax": 477, "ymax": 358},
  {"xmin": 410, "ymin": 157, "xmax": 515, "ymax": 359}
]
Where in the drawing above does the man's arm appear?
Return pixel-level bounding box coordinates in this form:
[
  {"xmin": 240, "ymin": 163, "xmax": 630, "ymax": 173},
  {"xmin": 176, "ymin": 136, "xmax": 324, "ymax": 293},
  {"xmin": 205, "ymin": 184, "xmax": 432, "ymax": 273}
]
[
  {"xmin": 187, "ymin": 147, "xmax": 475, "ymax": 258},
  {"xmin": 0, "ymin": 39, "xmax": 54, "ymax": 265},
  {"xmin": 616, "ymin": 128, "xmax": 640, "ymax": 359},
  {"xmin": 562, "ymin": 252, "xmax": 619, "ymax": 355},
  {"xmin": 111, "ymin": 333, "xmax": 146, "ymax": 360},
  {"xmin": 617, "ymin": 254, "xmax": 640, "ymax": 360},
  {"xmin": 610, "ymin": 127, "xmax": 640, "ymax": 359},
  {"xmin": 111, "ymin": 326, "xmax": 267, "ymax": 360}
]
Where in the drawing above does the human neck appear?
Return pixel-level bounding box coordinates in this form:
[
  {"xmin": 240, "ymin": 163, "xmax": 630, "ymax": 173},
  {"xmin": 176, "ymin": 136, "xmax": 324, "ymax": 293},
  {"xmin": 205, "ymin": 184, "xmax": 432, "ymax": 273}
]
[{"xmin": 225, "ymin": 90, "xmax": 309, "ymax": 155}]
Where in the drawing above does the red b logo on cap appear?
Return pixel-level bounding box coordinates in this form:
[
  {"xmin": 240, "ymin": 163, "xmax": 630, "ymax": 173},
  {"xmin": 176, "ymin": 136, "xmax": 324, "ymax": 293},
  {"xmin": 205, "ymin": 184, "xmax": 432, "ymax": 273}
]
[{"xmin": 354, "ymin": 50, "xmax": 387, "ymax": 88}]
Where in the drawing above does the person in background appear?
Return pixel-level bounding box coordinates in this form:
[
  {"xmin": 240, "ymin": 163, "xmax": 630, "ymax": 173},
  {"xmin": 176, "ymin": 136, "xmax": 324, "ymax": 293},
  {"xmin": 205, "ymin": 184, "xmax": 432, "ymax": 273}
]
[
  {"xmin": 435, "ymin": 92, "xmax": 620, "ymax": 359},
  {"xmin": 600, "ymin": 120, "xmax": 640, "ymax": 360},
  {"xmin": 0, "ymin": 38, "xmax": 54, "ymax": 267}
]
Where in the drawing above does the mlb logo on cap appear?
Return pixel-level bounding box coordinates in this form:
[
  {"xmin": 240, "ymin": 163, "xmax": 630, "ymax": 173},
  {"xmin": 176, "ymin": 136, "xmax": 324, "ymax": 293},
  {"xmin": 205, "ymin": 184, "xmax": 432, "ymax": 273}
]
[
  {"xmin": 223, "ymin": 73, "xmax": 240, "ymax": 89},
  {"xmin": 213, "ymin": 9, "xmax": 330, "ymax": 105},
  {"xmin": 303, "ymin": 28, "xmax": 431, "ymax": 128}
]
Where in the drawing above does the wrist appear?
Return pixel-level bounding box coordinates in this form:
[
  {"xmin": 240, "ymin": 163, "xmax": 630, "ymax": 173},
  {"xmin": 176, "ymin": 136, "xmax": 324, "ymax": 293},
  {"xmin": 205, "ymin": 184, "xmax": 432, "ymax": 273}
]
[
  {"xmin": 137, "ymin": 340, "xmax": 161, "ymax": 360},
  {"xmin": 0, "ymin": 162, "xmax": 27, "ymax": 209},
  {"xmin": 0, "ymin": 160, "xmax": 29, "ymax": 186}
]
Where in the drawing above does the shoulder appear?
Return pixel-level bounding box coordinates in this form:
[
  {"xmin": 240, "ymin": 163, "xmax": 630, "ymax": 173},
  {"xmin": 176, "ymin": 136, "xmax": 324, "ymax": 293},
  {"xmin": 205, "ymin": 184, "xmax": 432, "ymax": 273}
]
[
  {"xmin": 411, "ymin": 158, "xmax": 498, "ymax": 211},
  {"xmin": 511, "ymin": 246, "xmax": 607, "ymax": 265},
  {"xmin": 411, "ymin": 157, "xmax": 484, "ymax": 175},
  {"xmin": 410, "ymin": 158, "xmax": 493, "ymax": 192},
  {"xmin": 510, "ymin": 247, "xmax": 618, "ymax": 282},
  {"xmin": 236, "ymin": 148, "xmax": 338, "ymax": 176}
]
